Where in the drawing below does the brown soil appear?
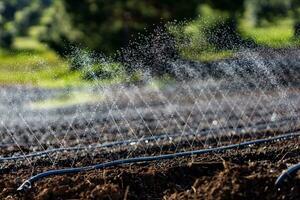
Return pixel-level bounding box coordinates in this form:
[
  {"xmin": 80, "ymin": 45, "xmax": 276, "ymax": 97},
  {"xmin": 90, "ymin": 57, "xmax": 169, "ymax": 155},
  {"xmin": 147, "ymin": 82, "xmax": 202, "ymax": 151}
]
[
  {"xmin": 0, "ymin": 82, "xmax": 299, "ymax": 200},
  {"xmin": 0, "ymin": 136, "xmax": 299, "ymax": 200}
]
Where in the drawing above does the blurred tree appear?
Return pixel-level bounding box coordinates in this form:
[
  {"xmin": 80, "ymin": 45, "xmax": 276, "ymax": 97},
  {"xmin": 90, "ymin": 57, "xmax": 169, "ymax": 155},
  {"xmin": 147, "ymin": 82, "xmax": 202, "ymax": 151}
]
[
  {"xmin": 291, "ymin": 0, "xmax": 300, "ymax": 37},
  {"xmin": 206, "ymin": 0, "xmax": 245, "ymax": 14},
  {"xmin": 13, "ymin": 0, "xmax": 52, "ymax": 36},
  {"xmin": 38, "ymin": 0, "xmax": 82, "ymax": 55},
  {"xmin": 255, "ymin": 0, "xmax": 291, "ymax": 26},
  {"xmin": 0, "ymin": 0, "xmax": 51, "ymax": 48},
  {"xmin": 203, "ymin": 0, "xmax": 248, "ymax": 49},
  {"xmin": 252, "ymin": 0, "xmax": 290, "ymax": 26},
  {"xmin": 0, "ymin": 0, "xmax": 25, "ymax": 48},
  {"xmin": 248, "ymin": 0, "xmax": 300, "ymax": 38},
  {"xmin": 39, "ymin": 0, "xmax": 199, "ymax": 55}
]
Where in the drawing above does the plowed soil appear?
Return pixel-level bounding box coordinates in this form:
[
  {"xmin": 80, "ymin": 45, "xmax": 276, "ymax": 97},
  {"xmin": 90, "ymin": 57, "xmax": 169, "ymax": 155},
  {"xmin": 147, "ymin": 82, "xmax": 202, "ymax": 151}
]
[
  {"xmin": 1, "ymin": 48, "xmax": 300, "ymax": 200},
  {"xmin": 0, "ymin": 135, "xmax": 299, "ymax": 200}
]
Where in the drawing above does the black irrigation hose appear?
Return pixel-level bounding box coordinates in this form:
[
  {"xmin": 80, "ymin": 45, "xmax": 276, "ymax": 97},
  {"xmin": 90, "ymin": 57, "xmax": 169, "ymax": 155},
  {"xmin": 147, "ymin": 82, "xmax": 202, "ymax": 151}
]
[
  {"xmin": 1, "ymin": 115, "xmax": 299, "ymax": 162},
  {"xmin": 275, "ymin": 163, "xmax": 300, "ymax": 187},
  {"xmin": 17, "ymin": 131, "xmax": 300, "ymax": 191}
]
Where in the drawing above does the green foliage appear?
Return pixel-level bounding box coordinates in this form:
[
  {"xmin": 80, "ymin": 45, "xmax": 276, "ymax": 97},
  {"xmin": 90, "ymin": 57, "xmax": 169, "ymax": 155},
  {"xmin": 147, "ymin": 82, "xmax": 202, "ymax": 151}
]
[
  {"xmin": 239, "ymin": 18, "xmax": 298, "ymax": 48},
  {"xmin": 252, "ymin": 0, "xmax": 291, "ymax": 26},
  {"xmin": 39, "ymin": 0, "xmax": 199, "ymax": 55},
  {"xmin": 170, "ymin": 4, "xmax": 241, "ymax": 62},
  {"xmin": 12, "ymin": 0, "xmax": 51, "ymax": 36},
  {"xmin": 68, "ymin": 48, "xmax": 95, "ymax": 71},
  {"xmin": 206, "ymin": 0, "xmax": 245, "ymax": 16},
  {"xmin": 1, "ymin": 0, "xmax": 300, "ymax": 87},
  {"xmin": 178, "ymin": 2, "xmax": 250, "ymax": 54},
  {"xmin": 291, "ymin": 0, "xmax": 300, "ymax": 37},
  {"xmin": 0, "ymin": 0, "xmax": 52, "ymax": 48},
  {"xmin": 0, "ymin": 31, "xmax": 13, "ymax": 48},
  {"xmin": 12, "ymin": 37, "xmax": 47, "ymax": 51},
  {"xmin": 38, "ymin": 0, "xmax": 80, "ymax": 55},
  {"xmin": 66, "ymin": 47, "xmax": 125, "ymax": 81},
  {"xmin": 240, "ymin": 0, "xmax": 300, "ymax": 44},
  {"xmin": 0, "ymin": 48, "xmax": 84, "ymax": 88},
  {"xmin": 82, "ymin": 62, "xmax": 124, "ymax": 81},
  {"xmin": 196, "ymin": 5, "xmax": 235, "ymax": 49}
]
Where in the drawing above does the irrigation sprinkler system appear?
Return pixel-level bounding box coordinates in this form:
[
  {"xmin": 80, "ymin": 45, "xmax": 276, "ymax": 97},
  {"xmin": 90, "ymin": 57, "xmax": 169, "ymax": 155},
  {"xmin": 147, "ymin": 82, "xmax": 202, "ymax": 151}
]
[
  {"xmin": 0, "ymin": 46, "xmax": 299, "ymax": 197},
  {"xmin": 17, "ymin": 130, "xmax": 300, "ymax": 191},
  {"xmin": 1, "ymin": 115, "xmax": 299, "ymax": 162}
]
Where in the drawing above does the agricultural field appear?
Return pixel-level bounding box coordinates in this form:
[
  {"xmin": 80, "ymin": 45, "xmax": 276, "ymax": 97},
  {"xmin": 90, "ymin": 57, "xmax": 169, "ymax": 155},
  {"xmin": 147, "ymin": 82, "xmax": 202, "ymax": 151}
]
[
  {"xmin": 0, "ymin": 48, "xmax": 299, "ymax": 199},
  {"xmin": 1, "ymin": 1, "xmax": 300, "ymax": 199}
]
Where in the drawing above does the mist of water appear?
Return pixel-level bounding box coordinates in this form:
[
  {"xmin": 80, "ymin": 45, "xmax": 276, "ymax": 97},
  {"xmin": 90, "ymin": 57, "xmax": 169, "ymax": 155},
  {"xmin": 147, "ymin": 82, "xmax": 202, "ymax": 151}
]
[{"xmin": 0, "ymin": 22, "xmax": 299, "ymax": 170}]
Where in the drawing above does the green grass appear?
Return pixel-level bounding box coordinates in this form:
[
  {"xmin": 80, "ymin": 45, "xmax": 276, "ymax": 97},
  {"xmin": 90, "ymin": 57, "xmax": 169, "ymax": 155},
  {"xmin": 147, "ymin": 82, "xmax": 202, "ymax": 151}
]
[
  {"xmin": 239, "ymin": 18, "xmax": 299, "ymax": 48},
  {"xmin": 29, "ymin": 91, "xmax": 104, "ymax": 109},
  {"xmin": 0, "ymin": 48, "xmax": 85, "ymax": 88},
  {"xmin": 170, "ymin": 11, "xmax": 235, "ymax": 62},
  {"xmin": 0, "ymin": 37, "xmax": 131, "ymax": 88},
  {"xmin": 147, "ymin": 75, "xmax": 176, "ymax": 90},
  {"xmin": 0, "ymin": 38, "xmax": 92, "ymax": 88},
  {"xmin": 0, "ymin": 50, "xmax": 127, "ymax": 88},
  {"xmin": 181, "ymin": 48, "xmax": 233, "ymax": 62},
  {"xmin": 1, "ymin": 21, "xmax": 299, "ymax": 89},
  {"xmin": 13, "ymin": 37, "xmax": 48, "ymax": 51}
]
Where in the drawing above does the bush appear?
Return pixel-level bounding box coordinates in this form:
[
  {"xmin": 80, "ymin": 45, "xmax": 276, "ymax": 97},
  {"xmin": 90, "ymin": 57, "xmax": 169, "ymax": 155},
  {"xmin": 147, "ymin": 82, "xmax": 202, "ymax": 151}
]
[
  {"xmin": 82, "ymin": 62, "xmax": 124, "ymax": 81},
  {"xmin": 253, "ymin": 0, "xmax": 290, "ymax": 26},
  {"xmin": 37, "ymin": 0, "xmax": 199, "ymax": 56},
  {"xmin": 0, "ymin": 32, "xmax": 13, "ymax": 48},
  {"xmin": 68, "ymin": 48, "xmax": 95, "ymax": 71},
  {"xmin": 66, "ymin": 47, "xmax": 125, "ymax": 81},
  {"xmin": 118, "ymin": 27, "xmax": 180, "ymax": 77},
  {"xmin": 170, "ymin": 4, "xmax": 240, "ymax": 62}
]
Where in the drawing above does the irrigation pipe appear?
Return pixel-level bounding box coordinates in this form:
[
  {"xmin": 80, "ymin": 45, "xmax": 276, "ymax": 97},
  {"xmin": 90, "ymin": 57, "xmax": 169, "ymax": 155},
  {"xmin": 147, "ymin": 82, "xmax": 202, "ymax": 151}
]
[
  {"xmin": 1, "ymin": 115, "xmax": 299, "ymax": 162},
  {"xmin": 275, "ymin": 163, "xmax": 300, "ymax": 187},
  {"xmin": 17, "ymin": 131, "xmax": 300, "ymax": 191}
]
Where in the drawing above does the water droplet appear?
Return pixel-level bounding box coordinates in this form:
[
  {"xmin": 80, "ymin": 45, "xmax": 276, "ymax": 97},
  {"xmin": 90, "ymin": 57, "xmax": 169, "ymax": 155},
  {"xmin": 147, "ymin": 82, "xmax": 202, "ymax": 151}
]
[
  {"xmin": 212, "ymin": 120, "xmax": 218, "ymax": 126},
  {"xmin": 271, "ymin": 113, "xmax": 277, "ymax": 122}
]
